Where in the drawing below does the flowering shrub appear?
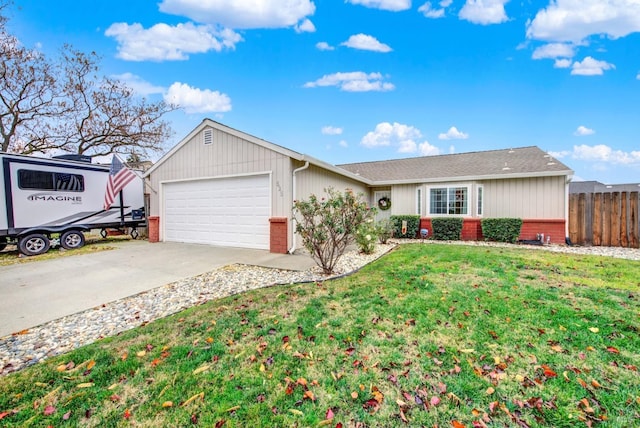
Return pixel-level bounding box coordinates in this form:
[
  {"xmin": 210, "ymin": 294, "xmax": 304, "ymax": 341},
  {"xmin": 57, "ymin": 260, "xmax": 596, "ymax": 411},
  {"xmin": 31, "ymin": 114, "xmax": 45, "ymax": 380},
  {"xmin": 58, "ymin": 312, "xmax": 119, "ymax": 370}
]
[
  {"xmin": 293, "ymin": 188, "xmax": 374, "ymax": 274},
  {"xmin": 375, "ymin": 218, "xmax": 394, "ymax": 244},
  {"xmin": 355, "ymin": 218, "xmax": 378, "ymax": 254}
]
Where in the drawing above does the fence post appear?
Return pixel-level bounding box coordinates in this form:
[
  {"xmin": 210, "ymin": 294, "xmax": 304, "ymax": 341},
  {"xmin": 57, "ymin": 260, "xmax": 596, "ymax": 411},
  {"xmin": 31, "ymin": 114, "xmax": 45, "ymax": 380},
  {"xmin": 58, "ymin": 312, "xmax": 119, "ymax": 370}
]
[
  {"xmin": 602, "ymin": 193, "xmax": 611, "ymax": 246},
  {"xmin": 611, "ymin": 192, "xmax": 621, "ymax": 247},
  {"xmin": 630, "ymin": 192, "xmax": 639, "ymax": 249},
  {"xmin": 593, "ymin": 193, "xmax": 602, "ymax": 246},
  {"xmin": 620, "ymin": 192, "xmax": 629, "ymax": 248},
  {"xmin": 569, "ymin": 194, "xmax": 578, "ymax": 244}
]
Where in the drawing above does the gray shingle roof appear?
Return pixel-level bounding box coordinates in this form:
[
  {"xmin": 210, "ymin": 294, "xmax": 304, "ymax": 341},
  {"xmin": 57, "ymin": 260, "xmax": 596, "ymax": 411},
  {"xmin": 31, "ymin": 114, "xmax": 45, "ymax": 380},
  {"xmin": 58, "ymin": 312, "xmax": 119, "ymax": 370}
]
[{"xmin": 337, "ymin": 146, "xmax": 573, "ymax": 184}]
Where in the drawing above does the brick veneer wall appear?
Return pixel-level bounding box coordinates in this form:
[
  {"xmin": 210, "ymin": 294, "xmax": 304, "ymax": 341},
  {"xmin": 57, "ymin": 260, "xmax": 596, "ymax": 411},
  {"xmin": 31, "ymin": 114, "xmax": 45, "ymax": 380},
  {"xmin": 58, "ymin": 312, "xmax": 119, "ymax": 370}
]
[
  {"xmin": 419, "ymin": 218, "xmax": 566, "ymax": 244},
  {"xmin": 148, "ymin": 216, "xmax": 159, "ymax": 243},
  {"xmin": 269, "ymin": 217, "xmax": 288, "ymax": 254}
]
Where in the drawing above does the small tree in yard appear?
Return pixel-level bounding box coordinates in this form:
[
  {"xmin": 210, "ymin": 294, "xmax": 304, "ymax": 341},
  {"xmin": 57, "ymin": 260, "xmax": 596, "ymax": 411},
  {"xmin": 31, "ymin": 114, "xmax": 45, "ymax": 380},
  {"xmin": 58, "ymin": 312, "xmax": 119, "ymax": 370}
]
[{"xmin": 293, "ymin": 188, "xmax": 374, "ymax": 274}]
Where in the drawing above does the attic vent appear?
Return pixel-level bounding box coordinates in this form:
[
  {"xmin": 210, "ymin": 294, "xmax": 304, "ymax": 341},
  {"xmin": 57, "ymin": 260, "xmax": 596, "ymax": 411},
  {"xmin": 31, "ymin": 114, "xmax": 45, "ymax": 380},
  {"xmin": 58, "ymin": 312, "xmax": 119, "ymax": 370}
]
[
  {"xmin": 502, "ymin": 162, "xmax": 511, "ymax": 171},
  {"xmin": 203, "ymin": 129, "xmax": 213, "ymax": 145}
]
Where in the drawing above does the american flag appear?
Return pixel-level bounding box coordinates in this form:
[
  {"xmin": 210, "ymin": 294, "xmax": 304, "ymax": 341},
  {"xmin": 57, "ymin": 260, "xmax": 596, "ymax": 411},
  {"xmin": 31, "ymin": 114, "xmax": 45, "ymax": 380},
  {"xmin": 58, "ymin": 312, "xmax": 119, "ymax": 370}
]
[{"xmin": 103, "ymin": 156, "xmax": 137, "ymax": 210}]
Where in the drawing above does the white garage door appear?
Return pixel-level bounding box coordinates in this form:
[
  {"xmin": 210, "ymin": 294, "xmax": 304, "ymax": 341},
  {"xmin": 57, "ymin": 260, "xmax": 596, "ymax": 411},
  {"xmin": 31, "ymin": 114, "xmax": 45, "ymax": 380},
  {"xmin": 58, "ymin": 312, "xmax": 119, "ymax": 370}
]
[{"xmin": 163, "ymin": 174, "xmax": 270, "ymax": 249}]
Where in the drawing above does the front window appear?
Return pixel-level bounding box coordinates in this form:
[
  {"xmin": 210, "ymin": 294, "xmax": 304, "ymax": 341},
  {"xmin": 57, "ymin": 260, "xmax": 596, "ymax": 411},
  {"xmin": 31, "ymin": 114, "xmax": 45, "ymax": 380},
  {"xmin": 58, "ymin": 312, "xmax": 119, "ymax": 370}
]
[{"xmin": 429, "ymin": 186, "xmax": 468, "ymax": 215}]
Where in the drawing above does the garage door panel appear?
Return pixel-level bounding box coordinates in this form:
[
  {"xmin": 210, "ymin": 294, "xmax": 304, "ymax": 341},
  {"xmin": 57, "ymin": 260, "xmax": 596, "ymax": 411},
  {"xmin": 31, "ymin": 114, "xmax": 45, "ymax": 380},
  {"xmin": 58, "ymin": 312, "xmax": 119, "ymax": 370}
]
[{"xmin": 163, "ymin": 175, "xmax": 270, "ymax": 249}]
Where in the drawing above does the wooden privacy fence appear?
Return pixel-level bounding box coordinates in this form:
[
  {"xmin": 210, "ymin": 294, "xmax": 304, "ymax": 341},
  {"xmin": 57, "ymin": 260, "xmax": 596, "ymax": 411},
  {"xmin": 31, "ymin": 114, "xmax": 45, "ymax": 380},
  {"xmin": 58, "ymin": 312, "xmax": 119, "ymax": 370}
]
[{"xmin": 569, "ymin": 191, "xmax": 639, "ymax": 248}]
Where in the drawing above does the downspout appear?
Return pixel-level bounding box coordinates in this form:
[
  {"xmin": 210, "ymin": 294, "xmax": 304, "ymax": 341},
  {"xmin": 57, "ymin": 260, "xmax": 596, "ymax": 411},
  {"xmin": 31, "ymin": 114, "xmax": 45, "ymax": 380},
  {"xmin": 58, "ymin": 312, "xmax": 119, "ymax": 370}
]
[{"xmin": 289, "ymin": 161, "xmax": 310, "ymax": 254}]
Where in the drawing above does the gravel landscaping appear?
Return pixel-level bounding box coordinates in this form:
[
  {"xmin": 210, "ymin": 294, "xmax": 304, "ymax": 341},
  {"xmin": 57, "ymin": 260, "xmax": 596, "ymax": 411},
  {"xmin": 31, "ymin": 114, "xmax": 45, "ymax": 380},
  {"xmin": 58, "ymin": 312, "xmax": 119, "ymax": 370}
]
[{"xmin": 1, "ymin": 240, "xmax": 638, "ymax": 376}]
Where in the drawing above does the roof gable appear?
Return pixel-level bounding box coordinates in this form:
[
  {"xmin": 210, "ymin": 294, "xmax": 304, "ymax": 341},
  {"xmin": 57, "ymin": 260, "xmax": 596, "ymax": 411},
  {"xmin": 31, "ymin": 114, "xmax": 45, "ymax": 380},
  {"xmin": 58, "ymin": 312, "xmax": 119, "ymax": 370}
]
[{"xmin": 337, "ymin": 146, "xmax": 573, "ymax": 184}]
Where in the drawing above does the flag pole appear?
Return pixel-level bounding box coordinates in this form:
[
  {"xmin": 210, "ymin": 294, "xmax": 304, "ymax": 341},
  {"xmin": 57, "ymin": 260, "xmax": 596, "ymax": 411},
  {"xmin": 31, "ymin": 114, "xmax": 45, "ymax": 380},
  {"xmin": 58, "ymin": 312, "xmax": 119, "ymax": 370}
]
[{"xmin": 119, "ymin": 190, "xmax": 125, "ymax": 225}]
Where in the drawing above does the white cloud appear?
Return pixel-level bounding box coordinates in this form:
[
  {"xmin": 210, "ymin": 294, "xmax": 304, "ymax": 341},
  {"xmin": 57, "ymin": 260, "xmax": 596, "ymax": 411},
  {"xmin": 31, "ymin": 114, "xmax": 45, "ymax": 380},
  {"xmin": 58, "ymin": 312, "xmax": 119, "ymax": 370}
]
[
  {"xmin": 459, "ymin": 0, "xmax": 509, "ymax": 25},
  {"xmin": 419, "ymin": 141, "xmax": 441, "ymax": 156},
  {"xmin": 526, "ymin": 0, "xmax": 640, "ymax": 43},
  {"xmin": 347, "ymin": 0, "xmax": 411, "ymax": 11},
  {"xmin": 637, "ymin": 72, "xmax": 640, "ymax": 80},
  {"xmin": 159, "ymin": 0, "xmax": 316, "ymax": 30},
  {"xmin": 418, "ymin": 2, "xmax": 446, "ymax": 18},
  {"xmin": 438, "ymin": 126, "xmax": 469, "ymax": 140},
  {"xmin": 164, "ymin": 82, "xmax": 232, "ymax": 113},
  {"xmin": 554, "ymin": 58, "xmax": 572, "ymax": 68},
  {"xmin": 574, "ymin": 125, "xmax": 595, "ymax": 136},
  {"xmin": 341, "ymin": 34, "xmax": 392, "ymax": 52},
  {"xmin": 532, "ymin": 43, "xmax": 575, "ymax": 60},
  {"xmin": 304, "ymin": 72, "xmax": 395, "ymax": 92},
  {"xmin": 339, "ymin": 140, "xmax": 349, "ymax": 148},
  {"xmin": 112, "ymin": 73, "xmax": 165, "ymax": 96},
  {"xmin": 316, "ymin": 42, "xmax": 334, "ymax": 51},
  {"xmin": 360, "ymin": 122, "xmax": 441, "ymax": 155},
  {"xmin": 549, "ymin": 150, "xmax": 571, "ymax": 159},
  {"xmin": 295, "ymin": 19, "xmax": 316, "ymax": 33},
  {"xmin": 571, "ymin": 144, "xmax": 640, "ymax": 165},
  {"xmin": 322, "ymin": 126, "xmax": 343, "ymax": 135},
  {"xmin": 571, "ymin": 56, "xmax": 615, "ymax": 76},
  {"xmin": 105, "ymin": 22, "xmax": 241, "ymax": 61}
]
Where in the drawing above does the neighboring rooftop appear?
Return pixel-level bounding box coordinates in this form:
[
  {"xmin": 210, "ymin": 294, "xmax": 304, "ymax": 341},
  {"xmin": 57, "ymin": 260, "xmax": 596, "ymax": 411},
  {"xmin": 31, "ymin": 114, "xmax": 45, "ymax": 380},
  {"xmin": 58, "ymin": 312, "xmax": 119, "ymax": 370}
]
[
  {"xmin": 338, "ymin": 146, "xmax": 573, "ymax": 184},
  {"xmin": 569, "ymin": 180, "xmax": 640, "ymax": 194}
]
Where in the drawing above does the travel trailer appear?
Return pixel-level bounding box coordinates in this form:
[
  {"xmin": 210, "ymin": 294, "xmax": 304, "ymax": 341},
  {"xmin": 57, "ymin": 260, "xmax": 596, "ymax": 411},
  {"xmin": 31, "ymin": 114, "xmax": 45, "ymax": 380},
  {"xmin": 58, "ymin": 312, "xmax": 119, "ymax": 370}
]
[{"xmin": 1, "ymin": 153, "xmax": 145, "ymax": 255}]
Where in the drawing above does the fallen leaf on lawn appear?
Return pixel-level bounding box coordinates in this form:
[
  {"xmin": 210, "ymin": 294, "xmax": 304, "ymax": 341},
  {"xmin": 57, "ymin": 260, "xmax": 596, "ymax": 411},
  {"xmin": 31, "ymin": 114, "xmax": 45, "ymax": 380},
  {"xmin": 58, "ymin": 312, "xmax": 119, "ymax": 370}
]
[
  {"xmin": 63, "ymin": 411, "xmax": 71, "ymax": 420},
  {"xmin": 206, "ymin": 337, "xmax": 214, "ymax": 343},
  {"xmin": 136, "ymin": 350, "xmax": 146, "ymax": 357},
  {"xmin": 485, "ymin": 387, "xmax": 495, "ymax": 395},
  {"xmin": 107, "ymin": 383, "xmax": 119, "ymax": 390},
  {"xmin": 451, "ymin": 420, "xmax": 466, "ymax": 428},
  {"xmin": 431, "ymin": 396, "xmax": 441, "ymax": 406},
  {"xmin": 559, "ymin": 325, "xmax": 566, "ymax": 331},
  {"xmin": 56, "ymin": 364, "xmax": 67, "ymax": 372},
  {"xmin": 76, "ymin": 382, "xmax": 94, "ymax": 388},
  {"xmin": 123, "ymin": 409, "xmax": 131, "ymax": 419},
  {"xmin": 591, "ymin": 379, "xmax": 602, "ymax": 389},
  {"xmin": 550, "ymin": 345, "xmax": 563, "ymax": 352},
  {"xmin": 325, "ymin": 408, "xmax": 335, "ymax": 420},
  {"xmin": 162, "ymin": 401, "xmax": 173, "ymax": 408},
  {"xmin": 542, "ymin": 365, "xmax": 557, "ymax": 378},
  {"xmin": 303, "ymin": 390, "xmax": 315, "ymax": 401},
  {"xmin": 563, "ymin": 371, "xmax": 570, "ymax": 382},
  {"xmin": 460, "ymin": 348, "xmax": 475, "ymax": 353},
  {"xmin": 43, "ymin": 405, "xmax": 56, "ymax": 416},
  {"xmin": 351, "ymin": 392, "xmax": 358, "ymax": 399},
  {"xmin": 289, "ymin": 409, "xmax": 304, "ymax": 416},
  {"xmin": 193, "ymin": 364, "xmax": 211, "ymax": 375},
  {"xmin": 225, "ymin": 405, "xmax": 240, "ymax": 412},
  {"xmin": 577, "ymin": 378, "xmax": 588, "ymax": 388},
  {"xmin": 297, "ymin": 377, "xmax": 308, "ymax": 387},
  {"xmin": 586, "ymin": 346, "xmax": 595, "ymax": 351},
  {"xmin": 606, "ymin": 346, "xmax": 620, "ymax": 354},
  {"xmin": 181, "ymin": 392, "xmax": 204, "ymax": 407},
  {"xmin": 588, "ymin": 327, "xmax": 599, "ymax": 333}
]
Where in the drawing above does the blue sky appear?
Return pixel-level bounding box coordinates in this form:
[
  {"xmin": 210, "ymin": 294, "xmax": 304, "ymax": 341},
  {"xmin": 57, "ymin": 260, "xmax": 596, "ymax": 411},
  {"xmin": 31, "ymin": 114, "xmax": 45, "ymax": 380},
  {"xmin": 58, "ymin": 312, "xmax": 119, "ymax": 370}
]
[{"xmin": 6, "ymin": 0, "xmax": 640, "ymax": 184}]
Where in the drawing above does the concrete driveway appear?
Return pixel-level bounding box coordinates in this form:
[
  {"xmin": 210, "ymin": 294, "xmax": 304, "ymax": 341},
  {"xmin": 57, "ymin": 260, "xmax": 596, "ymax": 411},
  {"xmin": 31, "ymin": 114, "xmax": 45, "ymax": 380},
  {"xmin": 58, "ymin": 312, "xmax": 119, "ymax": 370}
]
[{"xmin": 0, "ymin": 241, "xmax": 315, "ymax": 337}]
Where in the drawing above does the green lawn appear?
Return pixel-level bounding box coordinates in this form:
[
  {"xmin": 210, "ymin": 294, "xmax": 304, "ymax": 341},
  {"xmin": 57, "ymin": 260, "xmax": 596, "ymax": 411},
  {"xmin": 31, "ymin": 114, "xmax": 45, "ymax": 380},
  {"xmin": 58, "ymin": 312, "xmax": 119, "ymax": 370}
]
[{"xmin": 1, "ymin": 244, "xmax": 639, "ymax": 427}]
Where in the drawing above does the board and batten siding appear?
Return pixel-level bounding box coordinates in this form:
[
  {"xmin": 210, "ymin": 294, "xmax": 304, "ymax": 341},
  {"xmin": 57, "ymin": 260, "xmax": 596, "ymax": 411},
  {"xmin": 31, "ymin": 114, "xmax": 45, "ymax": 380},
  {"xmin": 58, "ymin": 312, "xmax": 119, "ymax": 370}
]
[
  {"xmin": 295, "ymin": 164, "xmax": 368, "ymax": 201},
  {"xmin": 389, "ymin": 184, "xmax": 419, "ymax": 215},
  {"xmin": 481, "ymin": 176, "xmax": 567, "ymax": 219},
  {"xmin": 148, "ymin": 126, "xmax": 293, "ymax": 218}
]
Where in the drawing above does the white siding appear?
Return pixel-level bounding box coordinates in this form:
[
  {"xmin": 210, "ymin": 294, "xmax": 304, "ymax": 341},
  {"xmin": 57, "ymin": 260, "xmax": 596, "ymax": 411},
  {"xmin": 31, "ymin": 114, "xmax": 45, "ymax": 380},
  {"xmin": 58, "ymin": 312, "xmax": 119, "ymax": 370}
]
[
  {"xmin": 149, "ymin": 126, "xmax": 292, "ymax": 219},
  {"xmin": 482, "ymin": 176, "xmax": 566, "ymax": 218},
  {"xmin": 389, "ymin": 184, "xmax": 417, "ymax": 215},
  {"xmin": 296, "ymin": 164, "xmax": 368, "ymax": 201}
]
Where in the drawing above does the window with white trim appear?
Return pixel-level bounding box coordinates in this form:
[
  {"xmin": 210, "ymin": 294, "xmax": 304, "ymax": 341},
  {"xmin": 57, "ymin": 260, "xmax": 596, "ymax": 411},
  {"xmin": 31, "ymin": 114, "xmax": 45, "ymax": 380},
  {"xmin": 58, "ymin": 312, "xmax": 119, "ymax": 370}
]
[
  {"xmin": 477, "ymin": 186, "xmax": 483, "ymax": 216},
  {"xmin": 416, "ymin": 187, "xmax": 422, "ymax": 216},
  {"xmin": 429, "ymin": 186, "xmax": 468, "ymax": 215}
]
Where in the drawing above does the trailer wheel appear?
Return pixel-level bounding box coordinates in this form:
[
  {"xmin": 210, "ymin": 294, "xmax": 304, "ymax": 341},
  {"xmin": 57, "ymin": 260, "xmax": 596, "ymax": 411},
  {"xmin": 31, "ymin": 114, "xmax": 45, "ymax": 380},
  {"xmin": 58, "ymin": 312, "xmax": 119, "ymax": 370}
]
[
  {"xmin": 18, "ymin": 233, "xmax": 50, "ymax": 256},
  {"xmin": 60, "ymin": 230, "xmax": 85, "ymax": 250},
  {"xmin": 0, "ymin": 237, "xmax": 7, "ymax": 251}
]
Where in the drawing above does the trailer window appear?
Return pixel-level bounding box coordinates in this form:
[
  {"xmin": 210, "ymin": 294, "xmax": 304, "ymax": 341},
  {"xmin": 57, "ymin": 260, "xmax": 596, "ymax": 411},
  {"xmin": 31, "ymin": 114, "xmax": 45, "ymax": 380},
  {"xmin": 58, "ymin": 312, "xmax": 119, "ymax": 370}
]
[{"xmin": 18, "ymin": 169, "xmax": 85, "ymax": 192}]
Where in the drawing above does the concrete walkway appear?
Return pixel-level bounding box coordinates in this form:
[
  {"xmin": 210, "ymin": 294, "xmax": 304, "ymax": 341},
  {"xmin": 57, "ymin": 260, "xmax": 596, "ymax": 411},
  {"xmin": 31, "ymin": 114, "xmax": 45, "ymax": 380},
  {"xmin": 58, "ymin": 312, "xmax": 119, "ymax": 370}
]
[{"xmin": 0, "ymin": 241, "xmax": 315, "ymax": 337}]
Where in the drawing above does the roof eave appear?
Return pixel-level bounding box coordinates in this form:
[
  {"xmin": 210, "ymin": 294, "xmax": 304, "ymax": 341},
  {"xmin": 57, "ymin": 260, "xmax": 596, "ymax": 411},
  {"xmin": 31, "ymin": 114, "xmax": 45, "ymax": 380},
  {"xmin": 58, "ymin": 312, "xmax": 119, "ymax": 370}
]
[
  {"xmin": 302, "ymin": 155, "xmax": 373, "ymax": 185},
  {"xmin": 369, "ymin": 169, "xmax": 574, "ymax": 186}
]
